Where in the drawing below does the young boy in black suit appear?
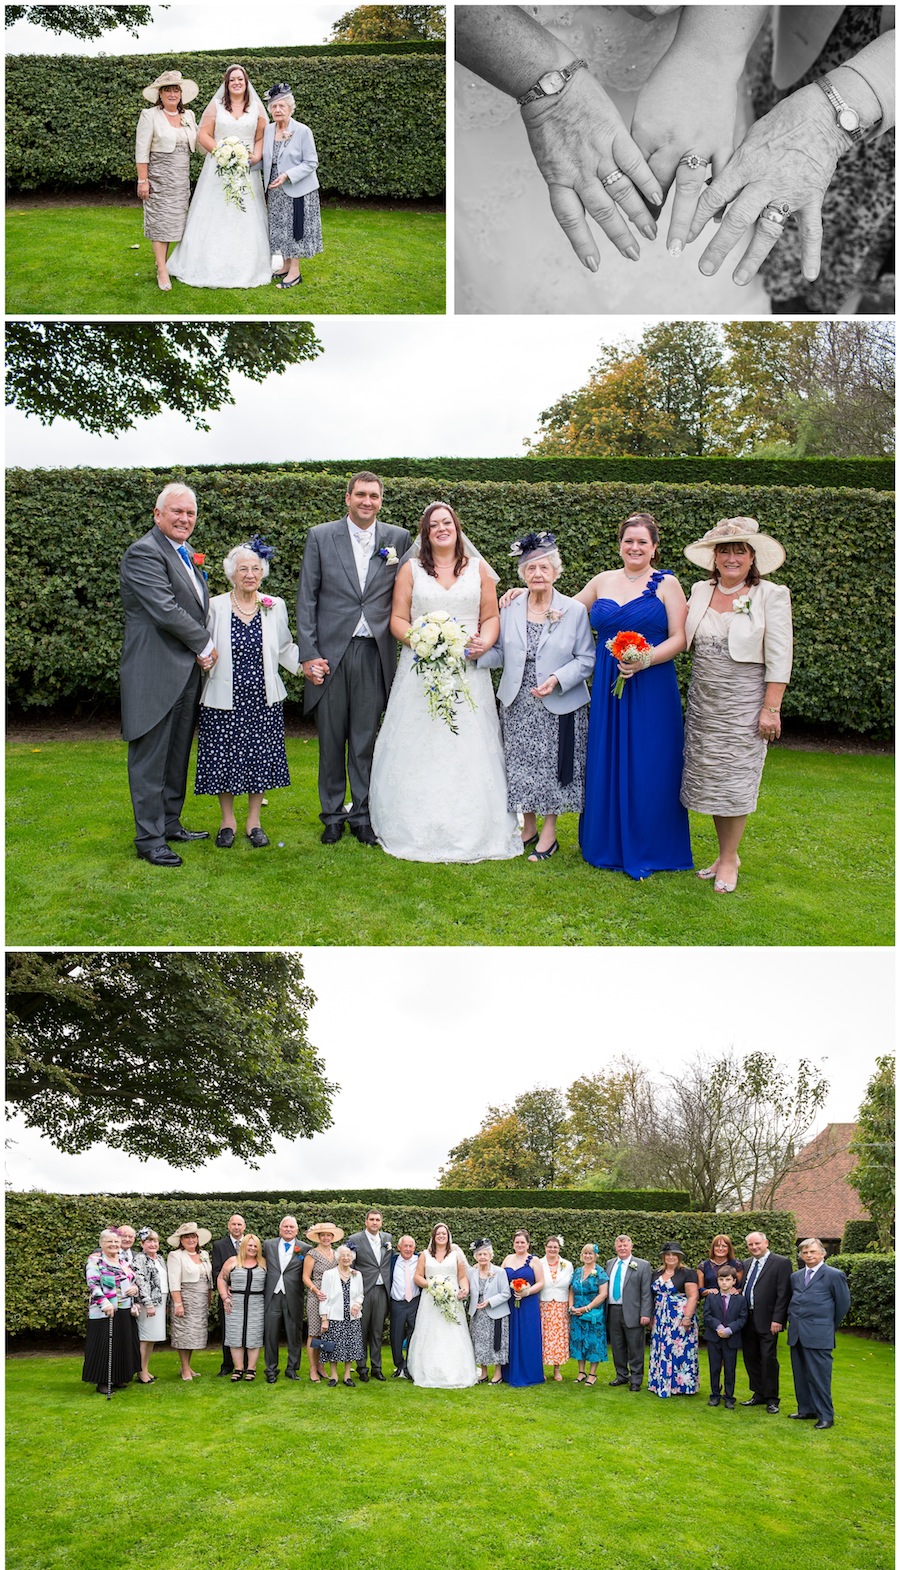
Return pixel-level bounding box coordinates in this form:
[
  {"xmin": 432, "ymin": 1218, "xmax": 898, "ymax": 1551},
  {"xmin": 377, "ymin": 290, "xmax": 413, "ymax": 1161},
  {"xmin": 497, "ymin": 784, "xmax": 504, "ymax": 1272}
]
[{"xmin": 703, "ymin": 1265, "xmax": 748, "ymax": 1409}]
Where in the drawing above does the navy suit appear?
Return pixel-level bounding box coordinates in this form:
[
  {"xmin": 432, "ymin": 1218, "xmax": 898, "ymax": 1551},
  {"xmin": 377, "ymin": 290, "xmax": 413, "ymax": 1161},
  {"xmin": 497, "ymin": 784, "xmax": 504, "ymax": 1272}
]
[
  {"xmin": 387, "ymin": 1249, "xmax": 421, "ymax": 1372},
  {"xmin": 739, "ymin": 1251, "xmax": 792, "ymax": 1403},
  {"xmin": 787, "ymin": 1264, "xmax": 851, "ymax": 1423},
  {"xmin": 702, "ymin": 1290, "xmax": 748, "ymax": 1399}
]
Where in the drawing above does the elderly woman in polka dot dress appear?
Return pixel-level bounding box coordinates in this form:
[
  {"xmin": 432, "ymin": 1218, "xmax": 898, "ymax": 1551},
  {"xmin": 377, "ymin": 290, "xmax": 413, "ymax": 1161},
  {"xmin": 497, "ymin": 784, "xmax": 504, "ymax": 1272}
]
[{"xmin": 195, "ymin": 536, "xmax": 300, "ymax": 848}]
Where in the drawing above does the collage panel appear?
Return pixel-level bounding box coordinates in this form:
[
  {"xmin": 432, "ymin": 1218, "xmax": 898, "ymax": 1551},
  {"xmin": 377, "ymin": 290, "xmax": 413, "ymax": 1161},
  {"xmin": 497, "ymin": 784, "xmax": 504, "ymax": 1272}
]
[{"xmin": 4, "ymin": 5, "xmax": 895, "ymax": 1570}]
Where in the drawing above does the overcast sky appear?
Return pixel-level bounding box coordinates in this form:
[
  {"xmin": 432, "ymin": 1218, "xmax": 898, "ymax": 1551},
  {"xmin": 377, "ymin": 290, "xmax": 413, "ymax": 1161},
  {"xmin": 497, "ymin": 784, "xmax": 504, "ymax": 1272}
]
[
  {"xmin": 6, "ymin": 946, "xmax": 890, "ymax": 1197},
  {"xmin": 5, "ymin": 317, "xmax": 657, "ymax": 468},
  {"xmin": 5, "ymin": 4, "xmax": 359, "ymax": 54}
]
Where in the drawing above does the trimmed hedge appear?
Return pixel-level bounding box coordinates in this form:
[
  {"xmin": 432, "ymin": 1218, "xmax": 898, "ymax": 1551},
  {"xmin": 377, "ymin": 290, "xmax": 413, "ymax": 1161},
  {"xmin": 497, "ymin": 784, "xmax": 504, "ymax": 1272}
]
[
  {"xmin": 7, "ymin": 468, "xmax": 894, "ymax": 734},
  {"xmin": 5, "ymin": 1191, "xmax": 795, "ymax": 1336},
  {"xmin": 84, "ymin": 1187, "xmax": 692, "ymax": 1211},
  {"xmin": 829, "ymin": 1253, "xmax": 895, "ymax": 1341},
  {"xmin": 5, "ymin": 52, "xmax": 445, "ymax": 198},
  {"xmin": 841, "ymin": 1219, "xmax": 884, "ymax": 1253},
  {"xmin": 146, "ymin": 455, "xmax": 894, "ymax": 492}
]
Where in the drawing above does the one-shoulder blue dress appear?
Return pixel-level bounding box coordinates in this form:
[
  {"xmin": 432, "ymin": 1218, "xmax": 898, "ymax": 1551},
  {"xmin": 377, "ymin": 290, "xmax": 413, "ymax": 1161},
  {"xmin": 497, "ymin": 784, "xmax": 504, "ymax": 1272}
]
[{"xmin": 579, "ymin": 571, "xmax": 693, "ymax": 879}]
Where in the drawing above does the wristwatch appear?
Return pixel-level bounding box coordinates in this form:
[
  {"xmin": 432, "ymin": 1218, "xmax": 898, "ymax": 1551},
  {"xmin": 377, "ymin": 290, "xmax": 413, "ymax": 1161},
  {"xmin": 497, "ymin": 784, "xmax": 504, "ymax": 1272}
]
[
  {"xmin": 517, "ymin": 58, "xmax": 588, "ymax": 107},
  {"xmin": 815, "ymin": 75, "xmax": 880, "ymax": 143}
]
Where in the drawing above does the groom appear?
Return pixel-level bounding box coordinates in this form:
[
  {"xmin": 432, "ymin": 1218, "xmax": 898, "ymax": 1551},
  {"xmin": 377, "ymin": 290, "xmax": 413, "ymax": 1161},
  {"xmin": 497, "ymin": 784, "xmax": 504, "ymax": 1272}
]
[{"xmin": 296, "ymin": 472, "xmax": 412, "ymax": 844}]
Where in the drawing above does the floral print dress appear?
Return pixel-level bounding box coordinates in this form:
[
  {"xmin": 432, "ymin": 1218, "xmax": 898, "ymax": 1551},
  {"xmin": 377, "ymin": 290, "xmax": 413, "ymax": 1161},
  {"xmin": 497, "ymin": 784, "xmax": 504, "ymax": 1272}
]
[{"xmin": 649, "ymin": 1273, "xmax": 699, "ymax": 1397}]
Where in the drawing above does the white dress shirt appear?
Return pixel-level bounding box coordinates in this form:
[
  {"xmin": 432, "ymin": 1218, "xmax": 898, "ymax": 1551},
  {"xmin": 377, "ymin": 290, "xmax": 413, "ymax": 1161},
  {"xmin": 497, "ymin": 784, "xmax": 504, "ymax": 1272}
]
[
  {"xmin": 366, "ymin": 1230, "xmax": 386, "ymax": 1287},
  {"xmin": 391, "ymin": 1254, "xmax": 421, "ymax": 1301}
]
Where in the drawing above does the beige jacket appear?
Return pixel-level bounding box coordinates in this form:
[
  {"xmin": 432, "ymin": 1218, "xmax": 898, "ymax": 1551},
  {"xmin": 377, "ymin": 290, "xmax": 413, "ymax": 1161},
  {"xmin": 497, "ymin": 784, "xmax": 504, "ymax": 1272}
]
[
  {"xmin": 135, "ymin": 106, "xmax": 198, "ymax": 162},
  {"xmin": 685, "ymin": 579, "xmax": 793, "ymax": 684}
]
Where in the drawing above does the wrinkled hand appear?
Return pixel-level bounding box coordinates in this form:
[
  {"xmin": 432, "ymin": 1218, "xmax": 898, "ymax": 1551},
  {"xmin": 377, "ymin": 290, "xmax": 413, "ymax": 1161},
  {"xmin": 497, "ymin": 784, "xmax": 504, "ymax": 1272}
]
[
  {"xmin": 303, "ymin": 658, "xmax": 330, "ymax": 684},
  {"xmin": 173, "ymin": 1302, "xmax": 185, "ymax": 1318},
  {"xmin": 632, "ymin": 51, "xmax": 739, "ymax": 249},
  {"xmin": 350, "ymin": 1305, "xmax": 362, "ymax": 1319},
  {"xmin": 498, "ymin": 586, "xmax": 526, "ymax": 610},
  {"xmin": 684, "ymin": 84, "xmax": 848, "ymax": 282},
  {"xmin": 531, "ymin": 675, "xmax": 560, "ymax": 697},
  {"xmin": 759, "ymin": 708, "xmax": 782, "ymax": 742},
  {"xmin": 268, "ymin": 174, "xmax": 288, "ymax": 188},
  {"xmin": 102, "ymin": 1301, "xmax": 116, "ymax": 1318},
  {"xmin": 521, "ymin": 69, "xmax": 663, "ymax": 268},
  {"xmin": 196, "ymin": 649, "xmax": 218, "ymax": 671}
]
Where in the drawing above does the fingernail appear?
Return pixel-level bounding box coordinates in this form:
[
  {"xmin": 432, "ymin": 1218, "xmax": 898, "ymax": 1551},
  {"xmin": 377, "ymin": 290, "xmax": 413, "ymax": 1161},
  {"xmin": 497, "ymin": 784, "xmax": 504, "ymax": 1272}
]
[
  {"xmin": 733, "ymin": 269, "xmax": 749, "ymax": 286},
  {"xmin": 699, "ymin": 260, "xmax": 715, "ymax": 275},
  {"xmin": 650, "ymin": 190, "xmax": 664, "ymax": 206},
  {"xmin": 667, "ymin": 239, "xmax": 683, "ymax": 258},
  {"xmin": 624, "ymin": 243, "xmax": 640, "ymax": 261},
  {"xmin": 582, "ymin": 253, "xmax": 600, "ymax": 272},
  {"xmin": 640, "ymin": 223, "xmax": 657, "ymax": 240}
]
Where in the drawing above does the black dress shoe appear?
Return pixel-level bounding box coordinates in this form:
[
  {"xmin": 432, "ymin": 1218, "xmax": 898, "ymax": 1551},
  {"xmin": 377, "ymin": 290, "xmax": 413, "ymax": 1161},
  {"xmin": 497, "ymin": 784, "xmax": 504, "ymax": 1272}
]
[
  {"xmin": 608, "ymin": 1377, "xmax": 628, "ymax": 1387},
  {"xmin": 629, "ymin": 1384, "xmax": 642, "ymax": 1392},
  {"xmin": 724, "ymin": 1399, "xmax": 736, "ymax": 1409},
  {"xmin": 246, "ymin": 827, "xmax": 270, "ymax": 848},
  {"xmin": 137, "ymin": 846, "xmax": 183, "ymax": 867},
  {"xmin": 350, "ymin": 823, "xmax": 379, "ymax": 846},
  {"xmin": 402, "ymin": 1368, "xmax": 414, "ymax": 1382},
  {"xmin": 766, "ymin": 1402, "xmax": 780, "ymax": 1414},
  {"xmin": 215, "ymin": 827, "xmax": 235, "ymax": 849},
  {"xmin": 285, "ymin": 1370, "xmax": 299, "ymax": 1380},
  {"xmin": 788, "ymin": 1411, "xmax": 817, "ymax": 1420},
  {"xmin": 321, "ymin": 823, "xmax": 344, "ymax": 845},
  {"xmin": 741, "ymin": 1397, "xmax": 765, "ymax": 1407},
  {"xmin": 814, "ymin": 1419, "xmax": 834, "ymax": 1429},
  {"xmin": 166, "ymin": 828, "xmax": 210, "ymax": 842},
  {"xmin": 391, "ymin": 1368, "xmax": 404, "ymax": 1378},
  {"xmin": 265, "ymin": 1373, "xmax": 278, "ymax": 1383},
  {"xmin": 708, "ymin": 1395, "xmax": 721, "ymax": 1406},
  {"xmin": 371, "ymin": 1370, "xmax": 387, "ymax": 1381},
  {"xmin": 356, "ymin": 1368, "xmax": 370, "ymax": 1382},
  {"xmin": 217, "ymin": 1367, "xmax": 232, "ymax": 1377}
]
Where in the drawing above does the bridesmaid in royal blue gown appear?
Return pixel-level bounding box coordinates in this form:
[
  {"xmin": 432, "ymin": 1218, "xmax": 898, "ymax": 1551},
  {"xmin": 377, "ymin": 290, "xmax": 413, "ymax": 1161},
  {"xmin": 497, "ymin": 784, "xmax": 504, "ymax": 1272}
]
[
  {"xmin": 578, "ymin": 514, "xmax": 694, "ymax": 880},
  {"xmin": 501, "ymin": 1230, "xmax": 545, "ymax": 1387}
]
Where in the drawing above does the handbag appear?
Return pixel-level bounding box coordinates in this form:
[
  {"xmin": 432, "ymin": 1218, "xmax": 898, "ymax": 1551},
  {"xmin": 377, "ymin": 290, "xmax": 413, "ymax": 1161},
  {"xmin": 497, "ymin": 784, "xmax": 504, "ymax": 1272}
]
[{"xmin": 311, "ymin": 1332, "xmax": 337, "ymax": 1358}]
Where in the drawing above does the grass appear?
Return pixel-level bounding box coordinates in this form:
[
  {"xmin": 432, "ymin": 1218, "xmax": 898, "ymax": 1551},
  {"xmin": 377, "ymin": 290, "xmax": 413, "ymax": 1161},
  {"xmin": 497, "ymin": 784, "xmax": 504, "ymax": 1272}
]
[
  {"xmin": 5, "ymin": 737, "xmax": 893, "ymax": 946},
  {"xmin": 5, "ymin": 1335, "xmax": 894, "ymax": 1570},
  {"xmin": 5, "ymin": 201, "xmax": 445, "ymax": 314}
]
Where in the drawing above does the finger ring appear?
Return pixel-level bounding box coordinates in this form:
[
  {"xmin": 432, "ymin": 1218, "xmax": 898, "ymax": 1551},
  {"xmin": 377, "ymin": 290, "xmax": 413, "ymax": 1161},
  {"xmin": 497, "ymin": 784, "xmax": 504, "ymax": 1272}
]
[
  {"xmin": 678, "ymin": 154, "xmax": 711, "ymax": 170},
  {"xmin": 760, "ymin": 201, "xmax": 791, "ymax": 224},
  {"xmin": 601, "ymin": 169, "xmax": 626, "ymax": 187}
]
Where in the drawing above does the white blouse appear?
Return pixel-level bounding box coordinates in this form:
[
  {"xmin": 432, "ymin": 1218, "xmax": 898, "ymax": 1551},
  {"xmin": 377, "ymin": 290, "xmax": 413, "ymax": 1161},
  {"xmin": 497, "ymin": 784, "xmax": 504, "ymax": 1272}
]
[{"xmin": 538, "ymin": 1257, "xmax": 574, "ymax": 1302}]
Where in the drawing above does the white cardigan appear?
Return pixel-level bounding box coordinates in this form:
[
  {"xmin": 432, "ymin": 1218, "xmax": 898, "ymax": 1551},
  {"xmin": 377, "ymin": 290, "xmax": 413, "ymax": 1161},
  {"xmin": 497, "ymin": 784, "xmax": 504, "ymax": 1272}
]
[
  {"xmin": 135, "ymin": 106, "xmax": 198, "ymax": 161},
  {"xmin": 201, "ymin": 593, "xmax": 301, "ymax": 710},
  {"xmin": 684, "ymin": 579, "xmax": 793, "ymax": 684},
  {"xmin": 320, "ymin": 1266, "xmax": 364, "ymax": 1322},
  {"xmin": 538, "ymin": 1257, "xmax": 574, "ymax": 1302}
]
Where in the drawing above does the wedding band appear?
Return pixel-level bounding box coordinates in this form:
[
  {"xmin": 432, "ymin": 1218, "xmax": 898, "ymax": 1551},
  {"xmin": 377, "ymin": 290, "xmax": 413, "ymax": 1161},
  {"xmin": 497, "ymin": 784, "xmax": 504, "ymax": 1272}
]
[
  {"xmin": 601, "ymin": 169, "xmax": 626, "ymax": 187},
  {"xmin": 678, "ymin": 154, "xmax": 711, "ymax": 170},
  {"xmin": 760, "ymin": 202, "xmax": 791, "ymax": 224}
]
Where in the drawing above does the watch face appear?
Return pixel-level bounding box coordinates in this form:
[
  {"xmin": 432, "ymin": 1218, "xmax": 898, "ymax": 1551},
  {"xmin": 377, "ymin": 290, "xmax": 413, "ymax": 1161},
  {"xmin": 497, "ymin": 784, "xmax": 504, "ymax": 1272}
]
[
  {"xmin": 838, "ymin": 106, "xmax": 860, "ymax": 131},
  {"xmin": 539, "ymin": 69, "xmax": 566, "ymax": 95}
]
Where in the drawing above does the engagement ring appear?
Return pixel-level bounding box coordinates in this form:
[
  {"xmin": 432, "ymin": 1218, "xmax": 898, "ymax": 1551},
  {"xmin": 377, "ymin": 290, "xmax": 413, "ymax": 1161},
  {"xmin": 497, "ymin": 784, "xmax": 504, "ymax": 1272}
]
[
  {"xmin": 678, "ymin": 154, "xmax": 711, "ymax": 170},
  {"xmin": 601, "ymin": 169, "xmax": 626, "ymax": 187},
  {"xmin": 760, "ymin": 201, "xmax": 791, "ymax": 224}
]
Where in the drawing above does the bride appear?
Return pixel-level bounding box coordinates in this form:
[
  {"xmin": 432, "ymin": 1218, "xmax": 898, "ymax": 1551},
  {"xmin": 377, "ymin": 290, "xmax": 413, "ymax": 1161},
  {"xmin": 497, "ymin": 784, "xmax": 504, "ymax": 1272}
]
[
  {"xmin": 408, "ymin": 1225, "xmax": 478, "ymax": 1388},
  {"xmin": 168, "ymin": 63, "xmax": 272, "ymax": 289},
  {"xmin": 369, "ymin": 503, "xmax": 522, "ymax": 862}
]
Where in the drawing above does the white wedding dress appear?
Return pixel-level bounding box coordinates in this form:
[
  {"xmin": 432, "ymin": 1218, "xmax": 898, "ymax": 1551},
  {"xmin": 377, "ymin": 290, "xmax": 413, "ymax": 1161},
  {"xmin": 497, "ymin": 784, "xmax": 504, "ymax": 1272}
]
[
  {"xmin": 369, "ymin": 557, "xmax": 522, "ymax": 863},
  {"xmin": 168, "ymin": 104, "xmax": 271, "ymax": 288},
  {"xmin": 456, "ymin": 3, "xmax": 769, "ymax": 314},
  {"xmin": 407, "ymin": 1252, "xmax": 478, "ymax": 1389}
]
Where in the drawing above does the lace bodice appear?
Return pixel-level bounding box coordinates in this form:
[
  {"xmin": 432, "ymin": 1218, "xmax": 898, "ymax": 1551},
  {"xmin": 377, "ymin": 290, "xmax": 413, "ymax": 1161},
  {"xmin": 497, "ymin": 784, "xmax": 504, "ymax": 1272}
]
[
  {"xmin": 407, "ymin": 555, "xmax": 482, "ymax": 639},
  {"xmin": 424, "ymin": 1251, "xmax": 461, "ymax": 1285},
  {"xmin": 211, "ymin": 104, "xmax": 259, "ymax": 150}
]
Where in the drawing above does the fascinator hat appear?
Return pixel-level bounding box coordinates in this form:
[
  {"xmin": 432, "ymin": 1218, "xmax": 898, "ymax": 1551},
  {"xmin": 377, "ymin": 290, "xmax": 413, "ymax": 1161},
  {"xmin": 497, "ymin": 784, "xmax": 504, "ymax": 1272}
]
[
  {"xmin": 143, "ymin": 70, "xmax": 199, "ymax": 105},
  {"xmin": 510, "ymin": 530, "xmax": 558, "ymax": 565},
  {"xmin": 660, "ymin": 1241, "xmax": 686, "ymax": 1260},
  {"xmin": 265, "ymin": 82, "xmax": 293, "ymax": 104},
  {"xmin": 683, "ymin": 517, "xmax": 785, "ymax": 575}
]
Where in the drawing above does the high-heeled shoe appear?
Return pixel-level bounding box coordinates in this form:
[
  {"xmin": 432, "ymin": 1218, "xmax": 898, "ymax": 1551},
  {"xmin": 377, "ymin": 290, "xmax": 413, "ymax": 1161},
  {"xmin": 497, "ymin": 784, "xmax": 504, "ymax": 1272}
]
[
  {"xmin": 528, "ymin": 839, "xmax": 559, "ymax": 862},
  {"xmin": 157, "ymin": 274, "xmax": 172, "ymax": 291},
  {"xmin": 522, "ymin": 832, "xmax": 539, "ymax": 850}
]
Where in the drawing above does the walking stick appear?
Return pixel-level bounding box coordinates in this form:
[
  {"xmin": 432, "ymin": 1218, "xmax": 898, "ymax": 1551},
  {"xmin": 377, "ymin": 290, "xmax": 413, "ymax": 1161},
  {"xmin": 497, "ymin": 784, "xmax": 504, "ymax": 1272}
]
[{"xmin": 107, "ymin": 1306, "xmax": 114, "ymax": 1401}]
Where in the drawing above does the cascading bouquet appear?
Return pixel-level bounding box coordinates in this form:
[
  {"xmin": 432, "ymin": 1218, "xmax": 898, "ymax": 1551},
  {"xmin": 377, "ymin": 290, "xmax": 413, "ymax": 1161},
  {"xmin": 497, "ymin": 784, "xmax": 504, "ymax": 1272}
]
[
  {"xmin": 426, "ymin": 1276, "xmax": 464, "ymax": 1325},
  {"xmin": 212, "ymin": 137, "xmax": 254, "ymax": 211},
  {"xmin": 605, "ymin": 630, "xmax": 653, "ymax": 699},
  {"xmin": 408, "ymin": 611, "xmax": 476, "ymax": 733}
]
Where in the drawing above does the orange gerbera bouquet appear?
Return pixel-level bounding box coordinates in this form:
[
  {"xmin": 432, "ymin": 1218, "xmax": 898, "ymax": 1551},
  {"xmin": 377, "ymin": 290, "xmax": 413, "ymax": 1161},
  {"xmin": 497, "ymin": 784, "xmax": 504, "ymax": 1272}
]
[{"xmin": 606, "ymin": 630, "xmax": 652, "ymax": 699}]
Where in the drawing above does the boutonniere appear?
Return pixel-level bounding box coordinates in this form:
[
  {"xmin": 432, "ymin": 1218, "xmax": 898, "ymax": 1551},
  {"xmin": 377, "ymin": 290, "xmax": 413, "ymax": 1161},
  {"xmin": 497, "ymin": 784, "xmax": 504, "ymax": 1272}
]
[
  {"xmin": 545, "ymin": 609, "xmax": 565, "ymax": 634},
  {"xmin": 732, "ymin": 595, "xmax": 752, "ymax": 616},
  {"xmin": 192, "ymin": 551, "xmax": 209, "ymax": 581},
  {"xmin": 378, "ymin": 546, "xmax": 399, "ymax": 567},
  {"xmin": 258, "ymin": 595, "xmax": 275, "ymax": 612},
  {"xmin": 292, "ymin": 1242, "xmax": 304, "ymax": 1254},
  {"xmin": 627, "ymin": 1259, "xmax": 638, "ymax": 1271}
]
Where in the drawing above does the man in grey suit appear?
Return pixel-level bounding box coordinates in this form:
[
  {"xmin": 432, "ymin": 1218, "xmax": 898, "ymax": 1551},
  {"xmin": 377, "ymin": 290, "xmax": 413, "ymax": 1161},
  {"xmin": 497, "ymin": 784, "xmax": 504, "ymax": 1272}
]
[
  {"xmin": 296, "ymin": 472, "xmax": 412, "ymax": 845},
  {"xmin": 605, "ymin": 1234, "xmax": 653, "ymax": 1391},
  {"xmin": 263, "ymin": 1215, "xmax": 308, "ymax": 1382},
  {"xmin": 119, "ymin": 483, "xmax": 216, "ymax": 866},
  {"xmin": 786, "ymin": 1238, "xmax": 851, "ymax": 1429},
  {"xmin": 346, "ymin": 1208, "xmax": 393, "ymax": 1380}
]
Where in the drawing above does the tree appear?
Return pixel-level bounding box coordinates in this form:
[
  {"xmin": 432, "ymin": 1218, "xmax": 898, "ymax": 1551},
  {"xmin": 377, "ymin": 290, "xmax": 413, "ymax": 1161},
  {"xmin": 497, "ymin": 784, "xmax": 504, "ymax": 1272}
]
[
  {"xmin": 5, "ymin": 322, "xmax": 324, "ymax": 435},
  {"xmin": 847, "ymin": 1056, "xmax": 895, "ymax": 1250},
  {"xmin": 6, "ymin": 951, "xmax": 336, "ymax": 1167},
  {"xmin": 329, "ymin": 5, "xmax": 445, "ymax": 41},
  {"xmin": 565, "ymin": 1058, "xmax": 660, "ymax": 1184},
  {"xmin": 438, "ymin": 1113, "xmax": 543, "ymax": 1189},
  {"xmin": 5, "ymin": 6, "xmax": 163, "ymax": 37}
]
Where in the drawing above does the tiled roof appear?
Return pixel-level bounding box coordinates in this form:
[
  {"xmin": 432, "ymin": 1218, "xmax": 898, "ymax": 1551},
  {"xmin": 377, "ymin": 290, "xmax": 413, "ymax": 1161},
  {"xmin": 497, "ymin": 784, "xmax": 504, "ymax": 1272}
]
[{"xmin": 768, "ymin": 1123, "xmax": 870, "ymax": 1239}]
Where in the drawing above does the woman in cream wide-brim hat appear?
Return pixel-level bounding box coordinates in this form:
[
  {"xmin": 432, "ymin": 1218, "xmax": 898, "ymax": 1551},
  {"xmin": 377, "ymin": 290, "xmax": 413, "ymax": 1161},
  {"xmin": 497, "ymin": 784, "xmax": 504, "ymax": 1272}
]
[
  {"xmin": 680, "ymin": 518, "xmax": 793, "ymax": 895},
  {"xmin": 135, "ymin": 70, "xmax": 200, "ymax": 290}
]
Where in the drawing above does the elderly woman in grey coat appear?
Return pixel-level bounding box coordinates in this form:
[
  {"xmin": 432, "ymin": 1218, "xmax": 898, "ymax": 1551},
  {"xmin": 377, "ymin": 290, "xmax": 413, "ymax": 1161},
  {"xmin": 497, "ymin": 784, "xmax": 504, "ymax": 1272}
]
[
  {"xmin": 467, "ymin": 1239, "xmax": 512, "ymax": 1383},
  {"xmin": 481, "ymin": 532, "xmax": 595, "ymax": 861},
  {"xmin": 262, "ymin": 82, "xmax": 323, "ymax": 289}
]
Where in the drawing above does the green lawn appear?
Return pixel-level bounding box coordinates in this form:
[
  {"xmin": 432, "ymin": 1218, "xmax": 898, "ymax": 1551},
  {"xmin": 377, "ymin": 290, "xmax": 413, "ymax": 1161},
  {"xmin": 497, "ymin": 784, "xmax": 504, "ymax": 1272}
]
[
  {"xmin": 5, "ymin": 201, "xmax": 445, "ymax": 314},
  {"xmin": 6, "ymin": 1336, "xmax": 894, "ymax": 1570},
  {"xmin": 5, "ymin": 738, "xmax": 893, "ymax": 946}
]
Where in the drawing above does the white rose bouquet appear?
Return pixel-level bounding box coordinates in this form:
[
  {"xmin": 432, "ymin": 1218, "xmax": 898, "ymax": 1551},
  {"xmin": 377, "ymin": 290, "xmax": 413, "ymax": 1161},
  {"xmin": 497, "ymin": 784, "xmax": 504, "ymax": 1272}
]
[
  {"xmin": 426, "ymin": 1277, "xmax": 463, "ymax": 1325},
  {"xmin": 212, "ymin": 136, "xmax": 254, "ymax": 211},
  {"xmin": 408, "ymin": 611, "xmax": 477, "ymax": 733}
]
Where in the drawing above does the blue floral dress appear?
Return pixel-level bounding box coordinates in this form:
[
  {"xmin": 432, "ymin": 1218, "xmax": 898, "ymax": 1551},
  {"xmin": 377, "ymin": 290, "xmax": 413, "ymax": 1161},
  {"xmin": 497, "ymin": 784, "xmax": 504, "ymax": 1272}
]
[
  {"xmin": 649, "ymin": 1271, "xmax": 699, "ymax": 1397},
  {"xmin": 569, "ymin": 1265, "xmax": 609, "ymax": 1363},
  {"xmin": 195, "ymin": 611, "xmax": 290, "ymax": 796}
]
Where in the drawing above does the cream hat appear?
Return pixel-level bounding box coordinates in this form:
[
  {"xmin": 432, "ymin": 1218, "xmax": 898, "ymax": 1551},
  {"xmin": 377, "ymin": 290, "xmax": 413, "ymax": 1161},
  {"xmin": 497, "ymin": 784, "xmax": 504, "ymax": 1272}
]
[
  {"xmin": 305, "ymin": 1222, "xmax": 345, "ymax": 1243},
  {"xmin": 143, "ymin": 70, "xmax": 199, "ymax": 105},
  {"xmin": 683, "ymin": 517, "xmax": 785, "ymax": 575},
  {"xmin": 167, "ymin": 1221, "xmax": 212, "ymax": 1247}
]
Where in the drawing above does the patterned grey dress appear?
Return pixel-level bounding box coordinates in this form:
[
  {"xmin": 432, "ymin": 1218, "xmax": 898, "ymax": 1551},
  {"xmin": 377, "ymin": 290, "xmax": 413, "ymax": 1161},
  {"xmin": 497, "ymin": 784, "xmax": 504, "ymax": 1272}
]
[
  {"xmin": 305, "ymin": 1248, "xmax": 337, "ymax": 1337},
  {"xmin": 167, "ymin": 1250, "xmax": 212, "ymax": 1350},
  {"xmin": 680, "ymin": 608, "xmax": 768, "ymax": 816},
  {"xmin": 144, "ymin": 127, "xmax": 192, "ymax": 241},
  {"xmin": 223, "ymin": 1265, "xmax": 266, "ymax": 1349},
  {"xmin": 267, "ymin": 135, "xmax": 324, "ymax": 260},
  {"xmin": 501, "ymin": 622, "xmax": 589, "ymax": 813},
  {"xmin": 470, "ymin": 1274, "xmax": 509, "ymax": 1366}
]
